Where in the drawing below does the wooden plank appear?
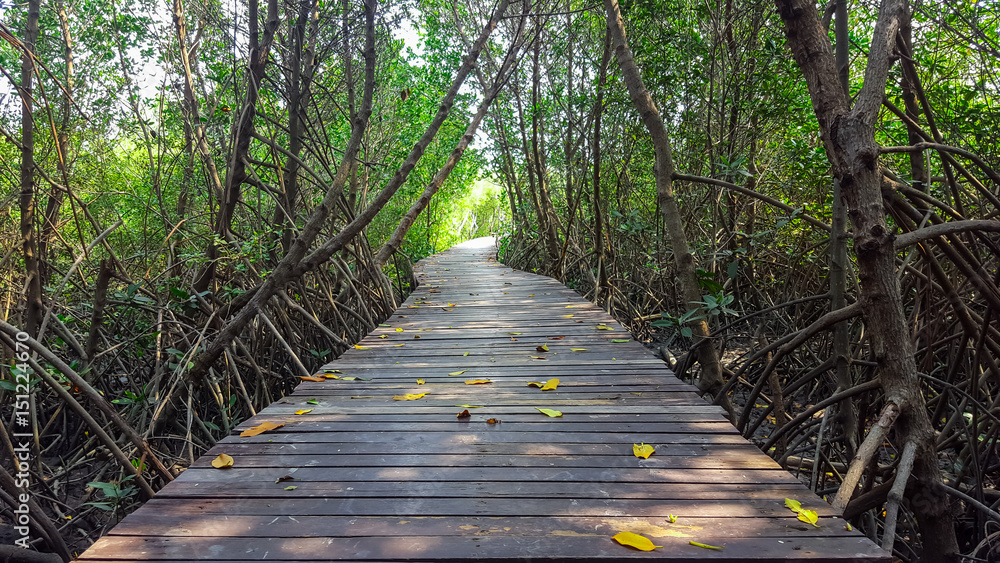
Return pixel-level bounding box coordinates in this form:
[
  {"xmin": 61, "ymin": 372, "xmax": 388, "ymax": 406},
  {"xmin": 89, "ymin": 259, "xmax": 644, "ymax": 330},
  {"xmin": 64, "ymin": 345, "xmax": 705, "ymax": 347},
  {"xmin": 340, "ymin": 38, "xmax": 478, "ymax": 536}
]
[
  {"xmin": 78, "ymin": 238, "xmax": 888, "ymax": 562},
  {"xmin": 79, "ymin": 535, "xmax": 885, "ymax": 562}
]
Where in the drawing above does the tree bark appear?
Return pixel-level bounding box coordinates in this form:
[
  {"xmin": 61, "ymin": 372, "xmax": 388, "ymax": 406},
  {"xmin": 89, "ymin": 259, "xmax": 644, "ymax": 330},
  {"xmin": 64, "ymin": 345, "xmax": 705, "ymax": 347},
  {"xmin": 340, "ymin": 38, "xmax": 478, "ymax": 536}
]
[
  {"xmin": 20, "ymin": 0, "xmax": 43, "ymax": 338},
  {"xmin": 604, "ymin": 0, "xmax": 727, "ymax": 402},
  {"xmin": 215, "ymin": 0, "xmax": 280, "ymax": 238},
  {"xmin": 38, "ymin": 1, "xmax": 74, "ymax": 286},
  {"xmin": 774, "ymin": 0, "xmax": 958, "ymax": 558},
  {"xmin": 592, "ymin": 26, "xmax": 612, "ymax": 301}
]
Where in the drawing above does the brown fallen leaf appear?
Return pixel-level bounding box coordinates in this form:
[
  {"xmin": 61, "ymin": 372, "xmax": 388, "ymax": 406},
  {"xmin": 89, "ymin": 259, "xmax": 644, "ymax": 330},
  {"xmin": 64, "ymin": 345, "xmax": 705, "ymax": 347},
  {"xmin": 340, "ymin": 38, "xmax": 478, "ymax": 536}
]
[
  {"xmin": 299, "ymin": 375, "xmax": 325, "ymax": 382},
  {"xmin": 486, "ymin": 418, "xmax": 501, "ymax": 424},
  {"xmin": 211, "ymin": 454, "xmax": 234, "ymax": 469},
  {"xmin": 275, "ymin": 475, "xmax": 295, "ymax": 483},
  {"xmin": 547, "ymin": 336, "xmax": 566, "ymax": 340},
  {"xmin": 536, "ymin": 344, "xmax": 549, "ymax": 352},
  {"xmin": 240, "ymin": 421, "xmax": 285, "ymax": 437},
  {"xmin": 457, "ymin": 409, "xmax": 471, "ymax": 419}
]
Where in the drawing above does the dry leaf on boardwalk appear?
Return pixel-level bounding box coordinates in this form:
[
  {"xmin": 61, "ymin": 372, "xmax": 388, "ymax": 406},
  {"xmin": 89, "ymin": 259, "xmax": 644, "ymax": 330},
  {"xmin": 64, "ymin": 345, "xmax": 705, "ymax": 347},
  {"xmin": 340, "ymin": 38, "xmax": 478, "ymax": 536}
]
[
  {"xmin": 299, "ymin": 375, "xmax": 325, "ymax": 382},
  {"xmin": 785, "ymin": 498, "xmax": 820, "ymax": 527},
  {"xmin": 689, "ymin": 541, "xmax": 724, "ymax": 550},
  {"xmin": 393, "ymin": 392, "xmax": 428, "ymax": 401},
  {"xmin": 465, "ymin": 379, "xmax": 492, "ymax": 385},
  {"xmin": 612, "ymin": 532, "xmax": 662, "ymax": 551},
  {"xmin": 211, "ymin": 454, "xmax": 234, "ymax": 469},
  {"xmin": 536, "ymin": 408, "xmax": 563, "ymax": 417},
  {"xmin": 633, "ymin": 443, "xmax": 655, "ymax": 459},
  {"xmin": 456, "ymin": 409, "xmax": 471, "ymax": 419},
  {"xmin": 294, "ymin": 409, "xmax": 312, "ymax": 415},
  {"xmin": 449, "ymin": 370, "xmax": 467, "ymax": 376},
  {"xmin": 240, "ymin": 421, "xmax": 285, "ymax": 437}
]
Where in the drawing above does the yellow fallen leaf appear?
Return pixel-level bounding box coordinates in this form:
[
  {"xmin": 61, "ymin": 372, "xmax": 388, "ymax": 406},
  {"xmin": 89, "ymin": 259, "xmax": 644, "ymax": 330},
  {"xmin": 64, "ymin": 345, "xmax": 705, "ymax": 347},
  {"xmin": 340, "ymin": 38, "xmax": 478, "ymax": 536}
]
[
  {"xmin": 465, "ymin": 379, "xmax": 492, "ymax": 385},
  {"xmin": 393, "ymin": 343, "xmax": 405, "ymax": 347},
  {"xmin": 449, "ymin": 370, "xmax": 468, "ymax": 376},
  {"xmin": 393, "ymin": 392, "xmax": 428, "ymax": 401},
  {"xmin": 463, "ymin": 352, "xmax": 469, "ymax": 356},
  {"xmin": 283, "ymin": 485, "xmax": 297, "ymax": 491},
  {"xmin": 323, "ymin": 374, "xmax": 340, "ymax": 379},
  {"xmin": 455, "ymin": 404, "xmax": 485, "ymax": 408},
  {"xmin": 612, "ymin": 531, "xmax": 662, "ymax": 551},
  {"xmin": 416, "ymin": 379, "xmax": 425, "ymax": 385},
  {"xmin": 537, "ymin": 408, "xmax": 563, "ymax": 417},
  {"xmin": 667, "ymin": 514, "xmax": 677, "ymax": 523},
  {"xmin": 596, "ymin": 325, "xmax": 614, "ymax": 331},
  {"xmin": 240, "ymin": 421, "xmax": 285, "ymax": 437},
  {"xmin": 395, "ymin": 328, "xmax": 404, "ymax": 332},
  {"xmin": 561, "ymin": 314, "xmax": 574, "ymax": 317},
  {"xmin": 527, "ymin": 381, "xmax": 544, "ymax": 388},
  {"xmin": 570, "ymin": 348, "xmax": 588, "ymax": 351},
  {"xmin": 797, "ymin": 509, "xmax": 820, "ymax": 527},
  {"xmin": 299, "ymin": 375, "xmax": 325, "ymax": 382},
  {"xmin": 530, "ymin": 356, "xmax": 547, "ymax": 360},
  {"xmin": 689, "ymin": 541, "xmax": 724, "ymax": 550},
  {"xmin": 294, "ymin": 409, "xmax": 313, "ymax": 415},
  {"xmin": 633, "ymin": 443, "xmax": 655, "ymax": 459},
  {"xmin": 354, "ymin": 345, "xmax": 370, "ymax": 349},
  {"xmin": 211, "ymin": 453, "xmax": 234, "ymax": 469},
  {"xmin": 507, "ymin": 332, "xmax": 522, "ymax": 335},
  {"xmin": 536, "ymin": 344, "xmax": 549, "ymax": 352},
  {"xmin": 541, "ymin": 378, "xmax": 559, "ymax": 390},
  {"xmin": 378, "ymin": 334, "xmax": 388, "ymax": 339},
  {"xmin": 785, "ymin": 497, "xmax": 820, "ymax": 527}
]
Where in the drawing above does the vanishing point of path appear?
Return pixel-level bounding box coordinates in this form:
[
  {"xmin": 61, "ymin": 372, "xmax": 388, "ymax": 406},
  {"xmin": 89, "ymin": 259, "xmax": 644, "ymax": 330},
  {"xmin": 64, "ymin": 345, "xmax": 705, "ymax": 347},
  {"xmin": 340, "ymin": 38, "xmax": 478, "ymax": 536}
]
[{"xmin": 79, "ymin": 237, "xmax": 888, "ymax": 562}]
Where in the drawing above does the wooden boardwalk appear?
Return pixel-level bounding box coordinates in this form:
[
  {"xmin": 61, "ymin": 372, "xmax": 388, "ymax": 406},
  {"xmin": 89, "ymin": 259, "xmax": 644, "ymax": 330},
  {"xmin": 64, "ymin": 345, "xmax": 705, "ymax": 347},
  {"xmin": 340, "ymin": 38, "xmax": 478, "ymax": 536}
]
[{"xmin": 79, "ymin": 238, "xmax": 888, "ymax": 562}]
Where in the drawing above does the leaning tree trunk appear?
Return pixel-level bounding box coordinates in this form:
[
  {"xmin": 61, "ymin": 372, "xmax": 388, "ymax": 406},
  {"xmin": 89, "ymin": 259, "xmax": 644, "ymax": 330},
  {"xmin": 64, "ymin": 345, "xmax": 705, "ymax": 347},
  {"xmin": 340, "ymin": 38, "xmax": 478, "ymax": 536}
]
[
  {"xmin": 775, "ymin": 0, "xmax": 958, "ymax": 559},
  {"xmin": 20, "ymin": 0, "xmax": 43, "ymax": 338},
  {"xmin": 604, "ymin": 0, "xmax": 727, "ymax": 405}
]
